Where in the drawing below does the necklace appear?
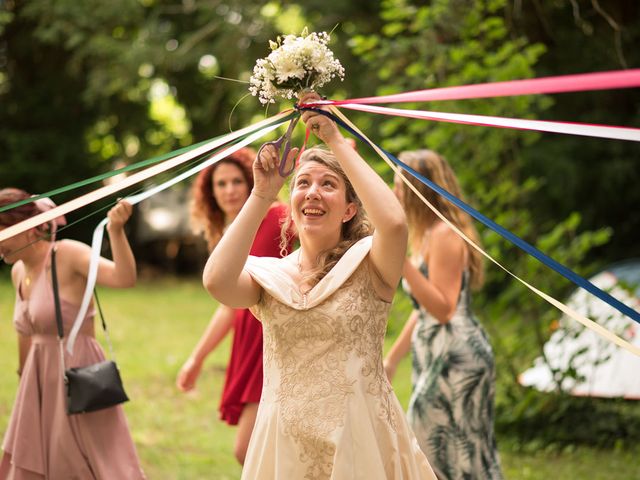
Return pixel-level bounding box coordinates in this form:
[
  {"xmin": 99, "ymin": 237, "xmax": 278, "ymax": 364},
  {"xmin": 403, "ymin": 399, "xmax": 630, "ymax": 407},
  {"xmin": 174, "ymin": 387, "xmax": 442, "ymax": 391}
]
[
  {"xmin": 24, "ymin": 265, "xmax": 40, "ymax": 288},
  {"xmin": 297, "ymin": 255, "xmax": 315, "ymax": 277},
  {"xmin": 296, "ymin": 257, "xmax": 313, "ymax": 301}
]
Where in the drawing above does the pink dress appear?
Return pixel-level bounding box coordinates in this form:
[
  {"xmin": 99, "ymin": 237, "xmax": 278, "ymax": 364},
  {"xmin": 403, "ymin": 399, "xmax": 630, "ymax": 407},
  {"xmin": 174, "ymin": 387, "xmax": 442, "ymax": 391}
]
[{"xmin": 0, "ymin": 244, "xmax": 145, "ymax": 480}]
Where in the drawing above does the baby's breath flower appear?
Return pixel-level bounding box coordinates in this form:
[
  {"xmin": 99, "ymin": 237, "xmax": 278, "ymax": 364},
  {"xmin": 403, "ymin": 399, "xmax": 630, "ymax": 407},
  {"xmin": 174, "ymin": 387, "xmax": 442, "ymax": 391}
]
[{"xmin": 249, "ymin": 29, "xmax": 345, "ymax": 105}]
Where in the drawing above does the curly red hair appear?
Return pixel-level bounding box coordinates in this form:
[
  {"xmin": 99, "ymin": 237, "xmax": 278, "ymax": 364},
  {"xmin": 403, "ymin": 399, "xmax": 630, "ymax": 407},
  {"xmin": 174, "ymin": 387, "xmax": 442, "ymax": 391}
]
[{"xmin": 190, "ymin": 147, "xmax": 255, "ymax": 250}]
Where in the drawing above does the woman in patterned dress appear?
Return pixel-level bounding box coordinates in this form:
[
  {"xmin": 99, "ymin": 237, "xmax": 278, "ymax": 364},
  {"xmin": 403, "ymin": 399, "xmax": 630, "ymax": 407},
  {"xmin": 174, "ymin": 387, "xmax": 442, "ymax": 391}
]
[{"xmin": 384, "ymin": 150, "xmax": 503, "ymax": 479}]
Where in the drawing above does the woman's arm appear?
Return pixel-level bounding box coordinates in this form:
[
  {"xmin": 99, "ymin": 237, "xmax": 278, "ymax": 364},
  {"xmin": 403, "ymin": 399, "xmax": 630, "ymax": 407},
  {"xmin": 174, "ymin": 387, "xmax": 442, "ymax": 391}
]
[
  {"xmin": 11, "ymin": 264, "xmax": 30, "ymax": 376},
  {"xmin": 203, "ymin": 146, "xmax": 299, "ymax": 308},
  {"xmin": 70, "ymin": 201, "xmax": 137, "ymax": 289},
  {"xmin": 300, "ymin": 95, "xmax": 408, "ymax": 300},
  {"xmin": 176, "ymin": 304, "xmax": 235, "ymax": 392},
  {"xmin": 383, "ymin": 310, "xmax": 418, "ymax": 382},
  {"xmin": 405, "ymin": 224, "xmax": 466, "ymax": 323}
]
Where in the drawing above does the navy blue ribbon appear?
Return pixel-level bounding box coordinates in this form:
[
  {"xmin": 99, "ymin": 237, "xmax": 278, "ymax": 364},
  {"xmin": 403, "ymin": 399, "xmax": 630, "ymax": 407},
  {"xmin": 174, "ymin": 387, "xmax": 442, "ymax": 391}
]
[{"xmin": 299, "ymin": 106, "xmax": 640, "ymax": 325}]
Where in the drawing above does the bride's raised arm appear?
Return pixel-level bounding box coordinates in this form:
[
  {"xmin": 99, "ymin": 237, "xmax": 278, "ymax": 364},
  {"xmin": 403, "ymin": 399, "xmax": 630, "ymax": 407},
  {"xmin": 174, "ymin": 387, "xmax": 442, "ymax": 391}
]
[
  {"xmin": 300, "ymin": 93, "xmax": 408, "ymax": 300},
  {"xmin": 202, "ymin": 145, "xmax": 298, "ymax": 308}
]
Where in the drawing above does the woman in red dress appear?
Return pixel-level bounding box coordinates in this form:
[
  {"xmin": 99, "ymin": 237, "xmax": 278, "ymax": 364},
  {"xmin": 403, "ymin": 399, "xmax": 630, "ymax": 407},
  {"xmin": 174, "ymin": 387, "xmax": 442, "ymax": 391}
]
[{"xmin": 176, "ymin": 147, "xmax": 293, "ymax": 464}]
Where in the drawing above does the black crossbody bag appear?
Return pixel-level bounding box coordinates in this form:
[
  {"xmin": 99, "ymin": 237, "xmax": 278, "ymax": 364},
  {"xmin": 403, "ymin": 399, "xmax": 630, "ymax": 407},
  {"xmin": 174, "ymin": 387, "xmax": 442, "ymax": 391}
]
[{"xmin": 51, "ymin": 247, "xmax": 129, "ymax": 414}]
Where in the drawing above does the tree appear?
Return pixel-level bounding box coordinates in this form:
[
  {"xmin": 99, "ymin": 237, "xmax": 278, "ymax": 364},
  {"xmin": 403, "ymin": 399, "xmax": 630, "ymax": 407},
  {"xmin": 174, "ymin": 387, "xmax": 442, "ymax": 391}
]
[
  {"xmin": 349, "ymin": 0, "xmax": 616, "ymax": 433},
  {"xmin": 508, "ymin": 0, "xmax": 640, "ymax": 261}
]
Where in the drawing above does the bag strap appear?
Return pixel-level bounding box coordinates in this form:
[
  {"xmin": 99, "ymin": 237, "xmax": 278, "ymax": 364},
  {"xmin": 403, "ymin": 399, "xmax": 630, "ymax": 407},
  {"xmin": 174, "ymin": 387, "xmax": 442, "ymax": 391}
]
[
  {"xmin": 93, "ymin": 289, "xmax": 116, "ymax": 360},
  {"xmin": 51, "ymin": 245, "xmax": 68, "ymax": 380},
  {"xmin": 51, "ymin": 246, "xmax": 116, "ymax": 359},
  {"xmin": 51, "ymin": 246, "xmax": 64, "ymax": 339}
]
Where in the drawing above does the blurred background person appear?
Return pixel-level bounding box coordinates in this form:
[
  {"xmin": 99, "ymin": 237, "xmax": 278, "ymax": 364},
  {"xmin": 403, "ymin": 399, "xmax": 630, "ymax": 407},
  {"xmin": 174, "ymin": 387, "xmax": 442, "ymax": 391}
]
[
  {"xmin": 176, "ymin": 148, "xmax": 293, "ymax": 464},
  {"xmin": 0, "ymin": 188, "xmax": 145, "ymax": 479},
  {"xmin": 384, "ymin": 150, "xmax": 503, "ymax": 479}
]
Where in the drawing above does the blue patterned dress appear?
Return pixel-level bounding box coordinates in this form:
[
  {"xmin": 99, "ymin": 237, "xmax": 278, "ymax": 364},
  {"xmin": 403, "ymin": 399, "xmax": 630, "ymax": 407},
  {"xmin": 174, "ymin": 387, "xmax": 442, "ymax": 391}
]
[{"xmin": 405, "ymin": 263, "xmax": 503, "ymax": 480}]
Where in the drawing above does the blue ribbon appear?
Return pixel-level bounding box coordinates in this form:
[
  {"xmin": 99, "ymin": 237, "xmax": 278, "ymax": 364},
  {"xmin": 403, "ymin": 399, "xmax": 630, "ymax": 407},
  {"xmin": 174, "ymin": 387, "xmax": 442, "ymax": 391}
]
[{"xmin": 299, "ymin": 106, "xmax": 640, "ymax": 325}]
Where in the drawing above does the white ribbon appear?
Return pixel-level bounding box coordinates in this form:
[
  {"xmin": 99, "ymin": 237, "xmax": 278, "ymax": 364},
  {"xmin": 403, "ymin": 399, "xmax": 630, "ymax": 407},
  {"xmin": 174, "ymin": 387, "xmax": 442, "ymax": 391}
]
[
  {"xmin": 66, "ymin": 122, "xmax": 282, "ymax": 354},
  {"xmin": 330, "ymin": 106, "xmax": 640, "ymax": 357},
  {"xmin": 338, "ymin": 103, "xmax": 640, "ymax": 142},
  {"xmin": 0, "ymin": 111, "xmax": 291, "ymax": 243}
]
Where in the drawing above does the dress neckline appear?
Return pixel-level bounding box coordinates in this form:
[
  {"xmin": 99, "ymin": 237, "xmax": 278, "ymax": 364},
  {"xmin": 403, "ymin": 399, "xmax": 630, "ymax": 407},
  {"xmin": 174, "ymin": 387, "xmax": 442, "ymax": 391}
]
[
  {"xmin": 17, "ymin": 246, "xmax": 53, "ymax": 302},
  {"xmin": 17, "ymin": 243, "xmax": 80, "ymax": 309},
  {"xmin": 246, "ymin": 236, "xmax": 374, "ymax": 310},
  {"xmin": 289, "ymin": 237, "xmax": 371, "ymax": 298}
]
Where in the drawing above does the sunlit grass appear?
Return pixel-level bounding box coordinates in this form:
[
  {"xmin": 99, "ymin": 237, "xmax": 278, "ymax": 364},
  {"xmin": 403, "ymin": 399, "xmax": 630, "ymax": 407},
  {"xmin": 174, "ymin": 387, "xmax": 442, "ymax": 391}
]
[{"xmin": 1, "ymin": 276, "xmax": 638, "ymax": 479}]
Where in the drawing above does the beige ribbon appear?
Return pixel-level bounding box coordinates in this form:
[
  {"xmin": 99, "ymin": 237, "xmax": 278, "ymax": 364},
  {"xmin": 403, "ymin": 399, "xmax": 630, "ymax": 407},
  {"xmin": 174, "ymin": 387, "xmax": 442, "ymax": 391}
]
[
  {"xmin": 330, "ymin": 106, "xmax": 640, "ymax": 357},
  {"xmin": 0, "ymin": 111, "xmax": 292, "ymax": 243}
]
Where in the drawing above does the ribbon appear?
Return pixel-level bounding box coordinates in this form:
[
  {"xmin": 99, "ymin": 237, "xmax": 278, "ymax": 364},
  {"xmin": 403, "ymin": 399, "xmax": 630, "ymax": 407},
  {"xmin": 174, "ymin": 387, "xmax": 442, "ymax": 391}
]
[
  {"xmin": 0, "ymin": 111, "xmax": 294, "ymax": 243},
  {"xmin": 0, "ymin": 137, "xmax": 225, "ymax": 214},
  {"xmin": 306, "ymin": 69, "xmax": 640, "ymax": 106},
  {"xmin": 335, "ymin": 103, "xmax": 640, "ymax": 142},
  {"xmin": 318, "ymin": 106, "xmax": 640, "ymax": 324},
  {"xmin": 66, "ymin": 121, "xmax": 283, "ymax": 354},
  {"xmin": 322, "ymin": 106, "xmax": 640, "ymax": 356},
  {"xmin": 5, "ymin": 70, "xmax": 638, "ymax": 216},
  {"xmin": 32, "ymin": 197, "xmax": 68, "ymax": 233}
]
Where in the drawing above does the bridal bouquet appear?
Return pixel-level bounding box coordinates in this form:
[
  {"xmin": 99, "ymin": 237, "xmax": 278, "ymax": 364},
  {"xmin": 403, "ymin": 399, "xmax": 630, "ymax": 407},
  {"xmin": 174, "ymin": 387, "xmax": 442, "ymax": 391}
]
[{"xmin": 249, "ymin": 28, "xmax": 345, "ymax": 105}]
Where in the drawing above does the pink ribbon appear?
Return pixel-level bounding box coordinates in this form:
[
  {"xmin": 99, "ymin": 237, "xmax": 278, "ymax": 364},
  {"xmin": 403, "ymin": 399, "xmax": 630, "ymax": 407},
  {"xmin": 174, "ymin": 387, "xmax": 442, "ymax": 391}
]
[{"xmin": 302, "ymin": 69, "xmax": 640, "ymax": 106}]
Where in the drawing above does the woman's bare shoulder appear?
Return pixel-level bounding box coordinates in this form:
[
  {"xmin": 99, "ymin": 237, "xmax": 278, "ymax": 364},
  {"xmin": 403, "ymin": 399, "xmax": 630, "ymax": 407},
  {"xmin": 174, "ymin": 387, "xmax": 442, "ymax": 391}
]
[
  {"xmin": 54, "ymin": 239, "xmax": 91, "ymax": 272},
  {"xmin": 55, "ymin": 238, "xmax": 89, "ymax": 254},
  {"xmin": 10, "ymin": 261, "xmax": 23, "ymax": 287}
]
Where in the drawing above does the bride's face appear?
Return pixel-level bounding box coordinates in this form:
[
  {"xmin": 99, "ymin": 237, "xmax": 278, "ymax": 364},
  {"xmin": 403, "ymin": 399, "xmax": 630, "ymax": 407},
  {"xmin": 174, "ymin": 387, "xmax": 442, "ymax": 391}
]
[{"xmin": 290, "ymin": 161, "xmax": 356, "ymax": 240}]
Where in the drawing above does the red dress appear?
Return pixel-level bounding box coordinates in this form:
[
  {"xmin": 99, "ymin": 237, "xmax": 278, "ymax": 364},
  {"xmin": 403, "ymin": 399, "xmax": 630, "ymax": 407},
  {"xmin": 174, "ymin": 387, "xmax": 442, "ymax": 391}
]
[{"xmin": 219, "ymin": 203, "xmax": 293, "ymax": 425}]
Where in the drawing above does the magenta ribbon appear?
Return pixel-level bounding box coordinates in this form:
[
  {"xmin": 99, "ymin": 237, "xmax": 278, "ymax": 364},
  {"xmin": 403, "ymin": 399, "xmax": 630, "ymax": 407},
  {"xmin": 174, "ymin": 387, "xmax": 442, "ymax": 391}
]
[
  {"xmin": 296, "ymin": 69, "xmax": 640, "ymax": 142},
  {"xmin": 308, "ymin": 69, "xmax": 640, "ymax": 106}
]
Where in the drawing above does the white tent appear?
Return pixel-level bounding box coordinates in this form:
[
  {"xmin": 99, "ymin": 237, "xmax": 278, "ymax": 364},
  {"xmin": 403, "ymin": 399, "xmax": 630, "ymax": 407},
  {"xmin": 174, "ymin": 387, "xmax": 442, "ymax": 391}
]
[{"xmin": 519, "ymin": 260, "xmax": 640, "ymax": 399}]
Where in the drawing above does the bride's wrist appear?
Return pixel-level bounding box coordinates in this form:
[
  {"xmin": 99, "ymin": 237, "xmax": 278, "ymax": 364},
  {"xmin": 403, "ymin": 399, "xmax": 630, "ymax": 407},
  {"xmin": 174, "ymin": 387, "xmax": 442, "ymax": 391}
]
[
  {"xmin": 325, "ymin": 133, "xmax": 348, "ymax": 149},
  {"xmin": 251, "ymin": 190, "xmax": 277, "ymax": 203}
]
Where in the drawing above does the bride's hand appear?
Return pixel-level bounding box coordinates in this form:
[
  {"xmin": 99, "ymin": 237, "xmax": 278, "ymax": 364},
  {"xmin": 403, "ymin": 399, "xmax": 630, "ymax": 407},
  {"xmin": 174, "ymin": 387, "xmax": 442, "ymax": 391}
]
[
  {"xmin": 299, "ymin": 92, "xmax": 342, "ymax": 145},
  {"xmin": 252, "ymin": 143, "xmax": 299, "ymax": 200}
]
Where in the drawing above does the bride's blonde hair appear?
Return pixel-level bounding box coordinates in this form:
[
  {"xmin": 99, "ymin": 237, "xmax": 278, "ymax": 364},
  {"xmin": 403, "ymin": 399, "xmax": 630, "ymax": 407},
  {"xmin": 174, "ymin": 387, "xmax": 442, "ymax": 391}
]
[{"xmin": 280, "ymin": 147, "xmax": 372, "ymax": 285}]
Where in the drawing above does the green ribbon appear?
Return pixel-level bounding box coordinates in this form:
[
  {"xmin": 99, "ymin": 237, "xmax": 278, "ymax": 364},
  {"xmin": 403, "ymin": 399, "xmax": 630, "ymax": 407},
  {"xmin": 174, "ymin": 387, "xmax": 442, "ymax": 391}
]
[{"xmin": 0, "ymin": 111, "xmax": 296, "ymax": 213}]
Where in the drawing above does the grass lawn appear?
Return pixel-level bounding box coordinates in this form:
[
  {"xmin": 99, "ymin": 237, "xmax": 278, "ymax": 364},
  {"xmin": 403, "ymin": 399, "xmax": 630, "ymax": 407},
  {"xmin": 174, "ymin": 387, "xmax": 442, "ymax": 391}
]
[{"xmin": 1, "ymin": 275, "xmax": 638, "ymax": 479}]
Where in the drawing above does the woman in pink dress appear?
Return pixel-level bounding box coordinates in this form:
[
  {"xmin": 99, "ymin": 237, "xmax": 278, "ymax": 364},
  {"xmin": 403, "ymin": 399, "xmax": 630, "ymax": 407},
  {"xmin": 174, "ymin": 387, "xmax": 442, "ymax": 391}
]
[
  {"xmin": 0, "ymin": 188, "xmax": 145, "ymax": 479},
  {"xmin": 176, "ymin": 147, "xmax": 293, "ymax": 464}
]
